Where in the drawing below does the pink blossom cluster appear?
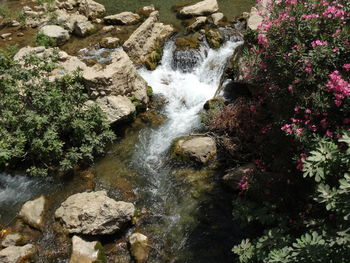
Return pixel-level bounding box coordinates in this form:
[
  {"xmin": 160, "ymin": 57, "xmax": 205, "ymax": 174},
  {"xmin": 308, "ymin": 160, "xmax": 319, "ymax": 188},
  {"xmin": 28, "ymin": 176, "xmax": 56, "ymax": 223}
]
[
  {"xmin": 326, "ymin": 70, "xmax": 350, "ymax": 106},
  {"xmin": 311, "ymin": 40, "xmax": 328, "ymax": 47}
]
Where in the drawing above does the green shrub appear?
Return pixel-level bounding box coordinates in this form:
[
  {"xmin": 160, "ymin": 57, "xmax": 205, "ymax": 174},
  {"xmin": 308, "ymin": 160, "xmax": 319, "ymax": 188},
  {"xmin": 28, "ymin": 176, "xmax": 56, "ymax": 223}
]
[
  {"xmin": 35, "ymin": 33, "xmax": 57, "ymax": 48},
  {"xmin": 0, "ymin": 49, "xmax": 115, "ymax": 176}
]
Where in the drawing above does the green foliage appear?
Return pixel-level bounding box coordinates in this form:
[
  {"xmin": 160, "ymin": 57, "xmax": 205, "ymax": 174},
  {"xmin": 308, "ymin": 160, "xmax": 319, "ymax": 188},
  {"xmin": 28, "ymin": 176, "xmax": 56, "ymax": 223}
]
[
  {"xmin": 35, "ymin": 33, "xmax": 57, "ymax": 48},
  {"xmin": 0, "ymin": 49, "xmax": 115, "ymax": 176}
]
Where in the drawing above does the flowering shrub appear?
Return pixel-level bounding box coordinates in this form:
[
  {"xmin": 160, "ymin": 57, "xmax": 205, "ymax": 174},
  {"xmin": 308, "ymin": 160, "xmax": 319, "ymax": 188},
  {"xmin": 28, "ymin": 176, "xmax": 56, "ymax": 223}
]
[{"xmin": 224, "ymin": 0, "xmax": 350, "ymax": 262}]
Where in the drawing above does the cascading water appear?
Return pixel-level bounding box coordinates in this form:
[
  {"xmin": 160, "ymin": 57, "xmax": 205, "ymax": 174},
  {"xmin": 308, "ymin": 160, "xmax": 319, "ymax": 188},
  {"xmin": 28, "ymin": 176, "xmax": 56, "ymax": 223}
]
[{"xmin": 131, "ymin": 37, "xmax": 243, "ymax": 262}]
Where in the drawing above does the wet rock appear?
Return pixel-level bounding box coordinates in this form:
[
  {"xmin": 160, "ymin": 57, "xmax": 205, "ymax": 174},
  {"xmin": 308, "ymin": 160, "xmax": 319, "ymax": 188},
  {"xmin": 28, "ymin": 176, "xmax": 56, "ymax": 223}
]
[
  {"xmin": 19, "ymin": 195, "xmax": 46, "ymax": 230},
  {"xmin": 100, "ymin": 37, "xmax": 120, "ymax": 48},
  {"xmin": 0, "ymin": 244, "xmax": 36, "ymax": 263},
  {"xmin": 1, "ymin": 234, "xmax": 23, "ymax": 248},
  {"xmin": 173, "ymin": 136, "xmax": 217, "ymax": 164},
  {"xmin": 39, "ymin": 25, "xmax": 70, "ymax": 45},
  {"xmin": 211, "ymin": 12, "xmax": 224, "ymax": 25},
  {"xmin": 1, "ymin": 33, "xmax": 12, "ymax": 39},
  {"xmin": 83, "ymin": 49, "xmax": 149, "ymax": 104},
  {"xmin": 69, "ymin": 236, "xmax": 105, "ymax": 263},
  {"xmin": 78, "ymin": 0, "xmax": 106, "ymax": 19},
  {"xmin": 138, "ymin": 5, "xmax": 156, "ymax": 17},
  {"xmin": 188, "ymin": 16, "xmax": 207, "ymax": 31},
  {"xmin": 129, "ymin": 233, "xmax": 150, "ymax": 263},
  {"xmin": 10, "ymin": 21, "xmax": 20, "ymax": 27},
  {"xmin": 74, "ymin": 19, "xmax": 95, "ymax": 37},
  {"xmin": 123, "ymin": 11, "xmax": 174, "ymax": 64},
  {"xmin": 55, "ymin": 191, "xmax": 135, "ymax": 235},
  {"xmin": 112, "ymin": 242, "xmax": 131, "ymax": 263},
  {"xmin": 178, "ymin": 0, "xmax": 219, "ymax": 18},
  {"xmin": 104, "ymin": 12, "xmax": 141, "ymax": 25},
  {"xmin": 222, "ymin": 163, "xmax": 256, "ymax": 190},
  {"xmin": 89, "ymin": 95, "xmax": 136, "ymax": 124},
  {"xmin": 205, "ymin": 28, "xmax": 223, "ymax": 49}
]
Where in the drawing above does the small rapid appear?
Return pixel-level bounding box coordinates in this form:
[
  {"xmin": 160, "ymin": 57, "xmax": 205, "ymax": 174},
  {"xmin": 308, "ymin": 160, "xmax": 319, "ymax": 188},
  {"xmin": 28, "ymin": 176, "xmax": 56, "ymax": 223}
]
[{"xmin": 131, "ymin": 37, "xmax": 243, "ymax": 261}]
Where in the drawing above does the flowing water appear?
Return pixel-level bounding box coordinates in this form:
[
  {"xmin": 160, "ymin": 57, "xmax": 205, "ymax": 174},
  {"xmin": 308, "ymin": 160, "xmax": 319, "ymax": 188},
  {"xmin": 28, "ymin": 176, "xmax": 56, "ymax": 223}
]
[{"xmin": 0, "ymin": 28, "xmax": 243, "ymax": 263}]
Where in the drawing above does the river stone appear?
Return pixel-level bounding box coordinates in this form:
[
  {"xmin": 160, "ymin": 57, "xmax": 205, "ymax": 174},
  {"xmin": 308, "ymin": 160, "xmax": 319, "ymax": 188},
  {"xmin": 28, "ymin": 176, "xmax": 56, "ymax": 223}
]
[
  {"xmin": 211, "ymin": 12, "xmax": 224, "ymax": 25},
  {"xmin": 69, "ymin": 236, "xmax": 104, "ymax": 263},
  {"xmin": 138, "ymin": 5, "xmax": 156, "ymax": 17},
  {"xmin": 174, "ymin": 136, "xmax": 217, "ymax": 164},
  {"xmin": 78, "ymin": 0, "xmax": 106, "ymax": 19},
  {"xmin": 123, "ymin": 11, "xmax": 174, "ymax": 63},
  {"xmin": 19, "ymin": 195, "xmax": 46, "ymax": 230},
  {"xmin": 83, "ymin": 49, "xmax": 149, "ymax": 104},
  {"xmin": 178, "ymin": 0, "xmax": 219, "ymax": 17},
  {"xmin": 1, "ymin": 234, "xmax": 23, "ymax": 248},
  {"xmin": 129, "ymin": 233, "xmax": 150, "ymax": 263},
  {"xmin": 39, "ymin": 25, "xmax": 70, "ymax": 45},
  {"xmin": 91, "ymin": 95, "xmax": 136, "ymax": 124},
  {"xmin": 55, "ymin": 191, "xmax": 135, "ymax": 235},
  {"xmin": 188, "ymin": 16, "xmax": 207, "ymax": 31},
  {"xmin": 104, "ymin": 12, "xmax": 141, "ymax": 25},
  {"xmin": 74, "ymin": 19, "xmax": 95, "ymax": 37},
  {"xmin": 0, "ymin": 244, "xmax": 36, "ymax": 263},
  {"xmin": 100, "ymin": 37, "xmax": 119, "ymax": 48}
]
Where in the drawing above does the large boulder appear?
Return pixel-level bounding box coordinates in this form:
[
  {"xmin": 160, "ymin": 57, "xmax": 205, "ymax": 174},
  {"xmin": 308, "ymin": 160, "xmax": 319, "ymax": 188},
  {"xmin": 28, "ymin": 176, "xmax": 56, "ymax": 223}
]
[
  {"xmin": 0, "ymin": 244, "xmax": 36, "ymax": 263},
  {"xmin": 19, "ymin": 196, "xmax": 46, "ymax": 230},
  {"xmin": 123, "ymin": 11, "xmax": 174, "ymax": 63},
  {"xmin": 39, "ymin": 25, "xmax": 70, "ymax": 45},
  {"xmin": 104, "ymin": 12, "xmax": 141, "ymax": 25},
  {"xmin": 173, "ymin": 136, "xmax": 217, "ymax": 164},
  {"xmin": 129, "ymin": 233, "xmax": 150, "ymax": 263},
  {"xmin": 87, "ymin": 95, "xmax": 136, "ymax": 125},
  {"xmin": 69, "ymin": 236, "xmax": 105, "ymax": 263},
  {"xmin": 78, "ymin": 0, "xmax": 106, "ymax": 19},
  {"xmin": 178, "ymin": 0, "xmax": 219, "ymax": 17},
  {"xmin": 55, "ymin": 191, "xmax": 135, "ymax": 235},
  {"xmin": 83, "ymin": 50, "xmax": 149, "ymax": 104},
  {"xmin": 211, "ymin": 12, "xmax": 224, "ymax": 25}
]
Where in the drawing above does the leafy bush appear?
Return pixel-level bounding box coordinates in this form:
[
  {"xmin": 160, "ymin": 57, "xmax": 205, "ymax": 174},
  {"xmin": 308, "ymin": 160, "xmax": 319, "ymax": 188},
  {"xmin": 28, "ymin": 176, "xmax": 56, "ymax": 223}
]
[
  {"xmin": 0, "ymin": 49, "xmax": 115, "ymax": 176},
  {"xmin": 217, "ymin": 0, "xmax": 350, "ymax": 262},
  {"xmin": 35, "ymin": 32, "xmax": 57, "ymax": 48}
]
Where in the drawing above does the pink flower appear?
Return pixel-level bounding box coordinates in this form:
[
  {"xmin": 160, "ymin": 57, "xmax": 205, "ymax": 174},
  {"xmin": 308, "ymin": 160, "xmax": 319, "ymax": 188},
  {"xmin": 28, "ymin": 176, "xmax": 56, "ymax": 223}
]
[
  {"xmin": 343, "ymin": 64, "xmax": 350, "ymax": 71},
  {"xmin": 326, "ymin": 70, "xmax": 350, "ymax": 106},
  {"xmin": 250, "ymin": 105, "xmax": 256, "ymax": 112},
  {"xmin": 311, "ymin": 40, "xmax": 328, "ymax": 47},
  {"xmin": 258, "ymin": 33, "xmax": 269, "ymax": 48}
]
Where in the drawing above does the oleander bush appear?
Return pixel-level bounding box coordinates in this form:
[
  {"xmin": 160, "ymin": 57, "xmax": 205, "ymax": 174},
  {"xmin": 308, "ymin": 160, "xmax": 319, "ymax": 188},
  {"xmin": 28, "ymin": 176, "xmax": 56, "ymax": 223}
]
[
  {"xmin": 0, "ymin": 48, "xmax": 115, "ymax": 176},
  {"xmin": 214, "ymin": 0, "xmax": 350, "ymax": 262}
]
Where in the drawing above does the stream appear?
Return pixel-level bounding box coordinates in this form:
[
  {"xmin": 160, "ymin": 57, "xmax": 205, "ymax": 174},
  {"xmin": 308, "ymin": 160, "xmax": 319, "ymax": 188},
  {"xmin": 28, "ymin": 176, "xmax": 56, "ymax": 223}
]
[{"xmin": 0, "ymin": 35, "xmax": 243, "ymax": 262}]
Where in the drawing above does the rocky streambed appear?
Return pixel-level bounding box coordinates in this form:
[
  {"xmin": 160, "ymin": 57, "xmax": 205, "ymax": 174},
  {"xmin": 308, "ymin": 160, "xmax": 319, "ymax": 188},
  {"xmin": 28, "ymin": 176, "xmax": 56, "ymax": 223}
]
[{"xmin": 0, "ymin": 0, "xmax": 259, "ymax": 262}]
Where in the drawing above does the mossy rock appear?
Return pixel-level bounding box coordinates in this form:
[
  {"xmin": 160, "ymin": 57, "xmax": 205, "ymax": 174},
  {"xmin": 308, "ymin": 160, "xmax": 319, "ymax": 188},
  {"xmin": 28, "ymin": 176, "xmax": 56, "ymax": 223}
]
[
  {"xmin": 205, "ymin": 29, "xmax": 224, "ymax": 49},
  {"xmin": 201, "ymin": 98, "xmax": 226, "ymax": 126},
  {"xmin": 175, "ymin": 34, "xmax": 201, "ymax": 50}
]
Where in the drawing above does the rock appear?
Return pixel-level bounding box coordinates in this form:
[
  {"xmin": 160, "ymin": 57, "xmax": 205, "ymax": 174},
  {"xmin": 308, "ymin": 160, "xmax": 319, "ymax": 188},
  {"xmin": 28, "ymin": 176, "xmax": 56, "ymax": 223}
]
[
  {"xmin": 0, "ymin": 244, "xmax": 36, "ymax": 263},
  {"xmin": 123, "ymin": 11, "xmax": 174, "ymax": 63},
  {"xmin": 247, "ymin": 0, "xmax": 269, "ymax": 30},
  {"xmin": 83, "ymin": 49, "xmax": 149, "ymax": 104},
  {"xmin": 69, "ymin": 236, "xmax": 105, "ymax": 263},
  {"xmin": 55, "ymin": 191, "xmax": 135, "ymax": 235},
  {"xmin": 174, "ymin": 136, "xmax": 217, "ymax": 164},
  {"xmin": 188, "ymin": 16, "xmax": 207, "ymax": 31},
  {"xmin": 104, "ymin": 12, "xmax": 141, "ymax": 25},
  {"xmin": 101, "ymin": 25, "xmax": 114, "ymax": 33},
  {"xmin": 92, "ymin": 95, "xmax": 136, "ymax": 124},
  {"xmin": 10, "ymin": 20, "xmax": 20, "ymax": 27},
  {"xmin": 222, "ymin": 163, "xmax": 256, "ymax": 190},
  {"xmin": 178, "ymin": 0, "xmax": 219, "ymax": 17},
  {"xmin": 211, "ymin": 12, "xmax": 224, "ymax": 25},
  {"xmin": 129, "ymin": 233, "xmax": 150, "ymax": 263},
  {"xmin": 22, "ymin": 6, "xmax": 32, "ymax": 12},
  {"xmin": 17, "ymin": 33, "xmax": 24, "ymax": 37},
  {"xmin": 78, "ymin": 0, "xmax": 106, "ymax": 19},
  {"xmin": 138, "ymin": 5, "xmax": 156, "ymax": 17},
  {"xmin": 1, "ymin": 234, "xmax": 23, "ymax": 248},
  {"xmin": 206, "ymin": 28, "xmax": 223, "ymax": 49},
  {"xmin": 39, "ymin": 25, "xmax": 70, "ymax": 45},
  {"xmin": 19, "ymin": 195, "xmax": 46, "ymax": 230},
  {"xmin": 1, "ymin": 33, "xmax": 12, "ymax": 39},
  {"xmin": 100, "ymin": 37, "xmax": 119, "ymax": 48},
  {"xmin": 74, "ymin": 20, "xmax": 95, "ymax": 37}
]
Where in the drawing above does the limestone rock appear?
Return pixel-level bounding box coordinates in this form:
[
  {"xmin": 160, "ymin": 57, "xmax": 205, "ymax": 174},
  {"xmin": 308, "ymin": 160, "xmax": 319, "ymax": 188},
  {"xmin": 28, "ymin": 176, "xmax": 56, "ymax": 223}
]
[
  {"xmin": 69, "ymin": 236, "xmax": 104, "ymax": 263},
  {"xmin": 55, "ymin": 191, "xmax": 135, "ymax": 235},
  {"xmin": 123, "ymin": 11, "xmax": 174, "ymax": 63},
  {"xmin": 129, "ymin": 233, "xmax": 150, "ymax": 263},
  {"xmin": 19, "ymin": 195, "xmax": 46, "ymax": 230},
  {"xmin": 1, "ymin": 234, "xmax": 23, "ymax": 248},
  {"xmin": 188, "ymin": 16, "xmax": 207, "ymax": 31},
  {"xmin": 206, "ymin": 28, "xmax": 223, "ymax": 49},
  {"xmin": 247, "ymin": 0, "xmax": 269, "ymax": 30},
  {"xmin": 100, "ymin": 37, "xmax": 119, "ymax": 48},
  {"xmin": 78, "ymin": 0, "xmax": 106, "ymax": 19},
  {"xmin": 39, "ymin": 25, "xmax": 70, "ymax": 45},
  {"xmin": 101, "ymin": 25, "xmax": 114, "ymax": 33},
  {"xmin": 179, "ymin": 0, "xmax": 219, "ymax": 17},
  {"xmin": 211, "ymin": 12, "xmax": 224, "ymax": 25},
  {"xmin": 0, "ymin": 244, "xmax": 36, "ymax": 263},
  {"xmin": 83, "ymin": 49, "xmax": 149, "ymax": 104},
  {"xmin": 174, "ymin": 136, "xmax": 217, "ymax": 164},
  {"xmin": 74, "ymin": 19, "xmax": 95, "ymax": 37},
  {"xmin": 138, "ymin": 5, "xmax": 156, "ymax": 17},
  {"xmin": 104, "ymin": 12, "xmax": 141, "ymax": 25},
  {"xmin": 92, "ymin": 95, "xmax": 136, "ymax": 124}
]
